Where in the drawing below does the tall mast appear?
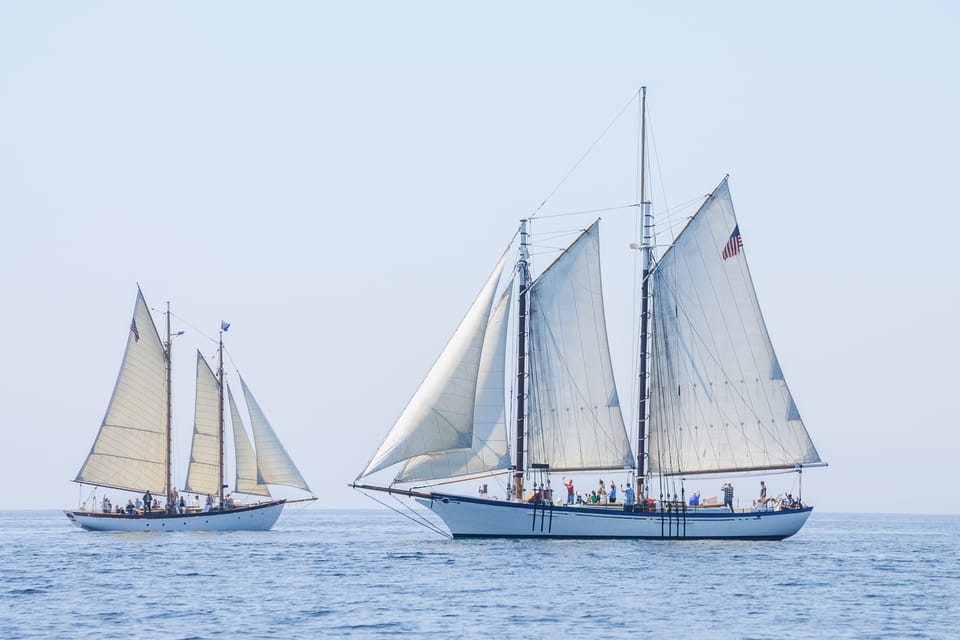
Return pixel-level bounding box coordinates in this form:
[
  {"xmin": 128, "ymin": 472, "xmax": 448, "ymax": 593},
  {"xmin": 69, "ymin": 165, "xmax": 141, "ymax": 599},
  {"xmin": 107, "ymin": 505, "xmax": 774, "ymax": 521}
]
[
  {"xmin": 636, "ymin": 86, "xmax": 653, "ymax": 500},
  {"xmin": 164, "ymin": 302, "xmax": 174, "ymax": 506},
  {"xmin": 513, "ymin": 219, "xmax": 530, "ymax": 500},
  {"xmin": 217, "ymin": 328, "xmax": 226, "ymax": 508}
]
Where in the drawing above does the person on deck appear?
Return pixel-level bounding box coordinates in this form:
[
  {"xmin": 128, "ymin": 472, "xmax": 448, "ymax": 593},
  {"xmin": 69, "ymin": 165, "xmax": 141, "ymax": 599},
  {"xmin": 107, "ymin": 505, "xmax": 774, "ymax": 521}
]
[
  {"xmin": 722, "ymin": 482, "xmax": 735, "ymax": 513},
  {"xmin": 758, "ymin": 481, "xmax": 767, "ymax": 507},
  {"xmin": 624, "ymin": 484, "xmax": 635, "ymax": 508},
  {"xmin": 143, "ymin": 490, "xmax": 153, "ymax": 513},
  {"xmin": 608, "ymin": 483, "xmax": 617, "ymax": 504},
  {"xmin": 563, "ymin": 478, "xmax": 575, "ymax": 505}
]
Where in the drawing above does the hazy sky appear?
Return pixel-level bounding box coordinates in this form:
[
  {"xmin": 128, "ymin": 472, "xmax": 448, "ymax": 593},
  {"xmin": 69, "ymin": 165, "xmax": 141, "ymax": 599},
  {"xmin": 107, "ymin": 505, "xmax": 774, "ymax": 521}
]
[{"xmin": 2, "ymin": 2, "xmax": 957, "ymax": 515}]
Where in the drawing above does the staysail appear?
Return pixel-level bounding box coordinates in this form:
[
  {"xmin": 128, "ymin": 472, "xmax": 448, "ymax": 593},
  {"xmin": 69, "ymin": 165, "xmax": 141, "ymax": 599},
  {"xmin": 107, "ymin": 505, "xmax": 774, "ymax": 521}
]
[
  {"xmin": 75, "ymin": 289, "xmax": 169, "ymax": 493},
  {"xmin": 359, "ymin": 249, "xmax": 512, "ymax": 479},
  {"xmin": 646, "ymin": 179, "xmax": 821, "ymax": 475},
  {"xmin": 183, "ymin": 352, "xmax": 221, "ymax": 496},
  {"xmin": 396, "ymin": 284, "xmax": 514, "ymax": 482},
  {"xmin": 525, "ymin": 222, "xmax": 634, "ymax": 472},
  {"xmin": 241, "ymin": 376, "xmax": 311, "ymax": 492},
  {"xmin": 229, "ymin": 383, "xmax": 270, "ymax": 496}
]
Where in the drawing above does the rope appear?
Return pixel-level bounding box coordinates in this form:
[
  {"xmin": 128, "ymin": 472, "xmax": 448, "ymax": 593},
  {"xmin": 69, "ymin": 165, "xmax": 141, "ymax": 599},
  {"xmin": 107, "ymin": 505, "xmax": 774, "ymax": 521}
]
[
  {"xmin": 531, "ymin": 91, "xmax": 639, "ymax": 219},
  {"xmin": 355, "ymin": 488, "xmax": 452, "ymax": 539}
]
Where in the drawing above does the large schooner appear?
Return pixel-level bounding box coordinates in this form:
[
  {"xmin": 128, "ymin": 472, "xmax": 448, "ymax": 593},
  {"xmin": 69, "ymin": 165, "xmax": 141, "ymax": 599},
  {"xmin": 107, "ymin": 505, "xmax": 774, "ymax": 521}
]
[
  {"xmin": 353, "ymin": 89, "xmax": 825, "ymax": 539},
  {"xmin": 66, "ymin": 288, "xmax": 314, "ymax": 532}
]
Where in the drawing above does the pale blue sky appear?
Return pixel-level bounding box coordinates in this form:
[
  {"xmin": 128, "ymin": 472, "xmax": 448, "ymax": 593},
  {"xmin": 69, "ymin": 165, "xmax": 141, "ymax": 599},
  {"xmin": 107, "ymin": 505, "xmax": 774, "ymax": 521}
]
[{"xmin": 1, "ymin": 2, "xmax": 957, "ymax": 514}]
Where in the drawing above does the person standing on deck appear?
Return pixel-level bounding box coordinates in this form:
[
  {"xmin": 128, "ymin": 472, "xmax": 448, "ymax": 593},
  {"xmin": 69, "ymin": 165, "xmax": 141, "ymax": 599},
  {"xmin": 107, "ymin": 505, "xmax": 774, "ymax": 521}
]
[
  {"xmin": 722, "ymin": 482, "xmax": 735, "ymax": 512},
  {"xmin": 624, "ymin": 484, "xmax": 635, "ymax": 511},
  {"xmin": 758, "ymin": 481, "xmax": 767, "ymax": 507},
  {"xmin": 563, "ymin": 478, "xmax": 575, "ymax": 505},
  {"xmin": 143, "ymin": 490, "xmax": 153, "ymax": 513}
]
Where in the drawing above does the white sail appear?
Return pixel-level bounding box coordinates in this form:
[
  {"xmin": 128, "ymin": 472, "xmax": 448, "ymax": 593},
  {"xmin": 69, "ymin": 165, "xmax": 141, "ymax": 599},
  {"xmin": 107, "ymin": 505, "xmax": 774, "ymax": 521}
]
[
  {"xmin": 526, "ymin": 223, "xmax": 634, "ymax": 471},
  {"xmin": 646, "ymin": 179, "xmax": 821, "ymax": 475},
  {"xmin": 360, "ymin": 250, "xmax": 511, "ymax": 478},
  {"xmin": 240, "ymin": 376, "xmax": 311, "ymax": 492},
  {"xmin": 397, "ymin": 284, "xmax": 514, "ymax": 482},
  {"xmin": 183, "ymin": 352, "xmax": 221, "ymax": 496},
  {"xmin": 75, "ymin": 289, "xmax": 169, "ymax": 493},
  {"xmin": 228, "ymin": 383, "xmax": 270, "ymax": 496}
]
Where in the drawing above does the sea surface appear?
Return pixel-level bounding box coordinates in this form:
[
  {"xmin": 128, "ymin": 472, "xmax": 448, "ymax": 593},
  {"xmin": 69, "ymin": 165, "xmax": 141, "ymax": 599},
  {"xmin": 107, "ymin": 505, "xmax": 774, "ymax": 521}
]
[{"xmin": 1, "ymin": 509, "xmax": 957, "ymax": 639}]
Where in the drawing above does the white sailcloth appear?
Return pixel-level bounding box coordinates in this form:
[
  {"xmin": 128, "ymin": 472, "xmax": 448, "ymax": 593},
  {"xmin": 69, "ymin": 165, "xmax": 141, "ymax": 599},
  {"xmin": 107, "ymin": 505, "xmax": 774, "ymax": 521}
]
[
  {"xmin": 397, "ymin": 285, "xmax": 514, "ymax": 482},
  {"xmin": 184, "ymin": 353, "xmax": 221, "ymax": 496},
  {"xmin": 75, "ymin": 290, "xmax": 169, "ymax": 493},
  {"xmin": 360, "ymin": 250, "xmax": 511, "ymax": 479},
  {"xmin": 240, "ymin": 376, "xmax": 311, "ymax": 492},
  {"xmin": 646, "ymin": 179, "xmax": 821, "ymax": 475},
  {"xmin": 228, "ymin": 383, "xmax": 270, "ymax": 496},
  {"xmin": 526, "ymin": 223, "xmax": 634, "ymax": 471}
]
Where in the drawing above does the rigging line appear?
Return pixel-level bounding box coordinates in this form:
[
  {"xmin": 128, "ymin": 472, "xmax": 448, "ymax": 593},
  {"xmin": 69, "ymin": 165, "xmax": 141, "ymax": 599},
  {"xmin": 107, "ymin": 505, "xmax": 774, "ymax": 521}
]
[
  {"xmin": 530, "ymin": 91, "xmax": 640, "ymax": 220},
  {"xmin": 164, "ymin": 311, "xmax": 220, "ymax": 347},
  {"xmin": 357, "ymin": 489, "xmax": 451, "ymax": 539},
  {"xmin": 533, "ymin": 203, "xmax": 639, "ymax": 220}
]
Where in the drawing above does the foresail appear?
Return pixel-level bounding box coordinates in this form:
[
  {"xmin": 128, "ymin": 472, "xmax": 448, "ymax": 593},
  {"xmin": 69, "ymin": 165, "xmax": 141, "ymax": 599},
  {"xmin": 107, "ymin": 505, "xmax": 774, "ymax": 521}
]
[
  {"xmin": 526, "ymin": 223, "xmax": 634, "ymax": 471},
  {"xmin": 240, "ymin": 376, "xmax": 311, "ymax": 493},
  {"xmin": 75, "ymin": 289, "xmax": 168, "ymax": 493},
  {"xmin": 184, "ymin": 353, "xmax": 221, "ymax": 496},
  {"xmin": 397, "ymin": 283, "xmax": 513, "ymax": 482},
  {"xmin": 359, "ymin": 249, "xmax": 511, "ymax": 479},
  {"xmin": 228, "ymin": 383, "xmax": 270, "ymax": 497},
  {"xmin": 646, "ymin": 179, "xmax": 821, "ymax": 475}
]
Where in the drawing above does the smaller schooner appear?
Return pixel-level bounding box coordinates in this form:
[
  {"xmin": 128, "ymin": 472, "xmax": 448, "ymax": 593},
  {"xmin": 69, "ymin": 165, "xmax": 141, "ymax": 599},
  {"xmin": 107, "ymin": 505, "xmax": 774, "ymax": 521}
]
[{"xmin": 66, "ymin": 288, "xmax": 314, "ymax": 532}]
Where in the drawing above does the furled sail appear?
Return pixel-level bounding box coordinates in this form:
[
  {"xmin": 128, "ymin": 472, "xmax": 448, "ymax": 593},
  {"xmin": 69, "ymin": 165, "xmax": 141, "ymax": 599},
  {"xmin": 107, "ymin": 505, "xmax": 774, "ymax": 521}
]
[
  {"xmin": 183, "ymin": 352, "xmax": 221, "ymax": 496},
  {"xmin": 228, "ymin": 383, "xmax": 270, "ymax": 496},
  {"xmin": 397, "ymin": 284, "xmax": 514, "ymax": 482},
  {"xmin": 359, "ymin": 249, "xmax": 511, "ymax": 479},
  {"xmin": 646, "ymin": 179, "xmax": 821, "ymax": 475},
  {"xmin": 240, "ymin": 376, "xmax": 312, "ymax": 493},
  {"xmin": 526, "ymin": 222, "xmax": 634, "ymax": 471},
  {"xmin": 75, "ymin": 289, "xmax": 169, "ymax": 493}
]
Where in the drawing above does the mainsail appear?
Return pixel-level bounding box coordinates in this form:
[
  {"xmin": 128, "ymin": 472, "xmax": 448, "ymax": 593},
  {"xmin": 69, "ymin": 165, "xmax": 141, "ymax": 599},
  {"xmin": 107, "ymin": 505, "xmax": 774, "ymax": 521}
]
[
  {"xmin": 646, "ymin": 179, "xmax": 821, "ymax": 475},
  {"xmin": 526, "ymin": 222, "xmax": 634, "ymax": 472},
  {"xmin": 229, "ymin": 383, "xmax": 270, "ymax": 496},
  {"xmin": 359, "ymin": 250, "xmax": 512, "ymax": 479},
  {"xmin": 183, "ymin": 352, "xmax": 221, "ymax": 496},
  {"xmin": 75, "ymin": 289, "xmax": 168, "ymax": 493},
  {"xmin": 241, "ymin": 376, "xmax": 311, "ymax": 492}
]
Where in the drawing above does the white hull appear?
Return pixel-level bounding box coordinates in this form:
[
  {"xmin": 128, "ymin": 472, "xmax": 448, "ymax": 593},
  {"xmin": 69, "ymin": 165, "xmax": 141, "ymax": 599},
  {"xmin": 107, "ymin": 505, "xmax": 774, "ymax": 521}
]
[
  {"xmin": 64, "ymin": 500, "xmax": 286, "ymax": 532},
  {"xmin": 419, "ymin": 492, "xmax": 812, "ymax": 539}
]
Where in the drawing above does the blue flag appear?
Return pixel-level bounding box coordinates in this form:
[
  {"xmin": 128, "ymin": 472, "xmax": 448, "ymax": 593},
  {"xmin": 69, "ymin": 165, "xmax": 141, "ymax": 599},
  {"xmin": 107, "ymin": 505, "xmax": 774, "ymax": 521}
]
[{"xmin": 221, "ymin": 320, "xmax": 230, "ymax": 332}]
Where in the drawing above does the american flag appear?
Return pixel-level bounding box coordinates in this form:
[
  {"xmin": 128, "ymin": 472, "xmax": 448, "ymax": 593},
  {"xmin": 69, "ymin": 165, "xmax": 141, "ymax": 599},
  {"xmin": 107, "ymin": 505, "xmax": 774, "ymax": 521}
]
[
  {"xmin": 721, "ymin": 225, "xmax": 743, "ymax": 261},
  {"xmin": 130, "ymin": 318, "xmax": 140, "ymax": 342}
]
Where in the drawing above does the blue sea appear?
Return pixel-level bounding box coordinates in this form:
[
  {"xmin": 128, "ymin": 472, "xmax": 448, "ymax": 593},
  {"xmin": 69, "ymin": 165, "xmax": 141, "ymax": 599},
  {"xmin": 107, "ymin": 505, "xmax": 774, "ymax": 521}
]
[{"xmin": 1, "ymin": 509, "xmax": 957, "ymax": 639}]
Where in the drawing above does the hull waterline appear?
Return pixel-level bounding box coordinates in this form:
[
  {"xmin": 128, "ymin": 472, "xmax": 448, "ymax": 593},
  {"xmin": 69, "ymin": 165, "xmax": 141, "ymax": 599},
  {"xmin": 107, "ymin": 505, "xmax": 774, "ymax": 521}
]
[
  {"xmin": 64, "ymin": 500, "xmax": 286, "ymax": 532},
  {"xmin": 419, "ymin": 492, "xmax": 812, "ymax": 540}
]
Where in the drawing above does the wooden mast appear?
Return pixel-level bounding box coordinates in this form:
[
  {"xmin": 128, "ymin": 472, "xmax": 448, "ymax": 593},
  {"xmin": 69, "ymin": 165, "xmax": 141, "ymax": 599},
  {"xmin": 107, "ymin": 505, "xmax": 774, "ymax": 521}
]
[
  {"xmin": 217, "ymin": 327, "xmax": 226, "ymax": 508},
  {"xmin": 513, "ymin": 219, "xmax": 530, "ymax": 500},
  {"xmin": 164, "ymin": 301, "xmax": 174, "ymax": 507},
  {"xmin": 636, "ymin": 86, "xmax": 652, "ymax": 501}
]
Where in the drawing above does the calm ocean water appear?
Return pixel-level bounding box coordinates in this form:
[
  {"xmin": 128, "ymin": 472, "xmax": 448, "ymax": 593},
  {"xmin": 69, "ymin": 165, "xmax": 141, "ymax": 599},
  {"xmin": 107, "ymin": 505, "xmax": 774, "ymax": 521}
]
[{"xmin": 1, "ymin": 508, "xmax": 957, "ymax": 639}]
